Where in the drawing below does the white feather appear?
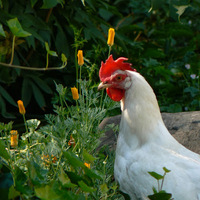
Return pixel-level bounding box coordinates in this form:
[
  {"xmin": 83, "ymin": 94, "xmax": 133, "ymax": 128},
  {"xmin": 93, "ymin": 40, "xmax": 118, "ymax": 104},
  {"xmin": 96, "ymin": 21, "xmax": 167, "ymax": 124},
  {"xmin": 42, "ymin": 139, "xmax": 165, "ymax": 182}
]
[{"xmin": 114, "ymin": 70, "xmax": 200, "ymax": 200}]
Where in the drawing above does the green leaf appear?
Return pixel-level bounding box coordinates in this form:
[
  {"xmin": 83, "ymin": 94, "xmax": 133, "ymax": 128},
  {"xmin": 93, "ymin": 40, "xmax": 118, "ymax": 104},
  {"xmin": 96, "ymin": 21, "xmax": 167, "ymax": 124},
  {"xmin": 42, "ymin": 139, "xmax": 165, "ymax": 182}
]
[
  {"xmin": 148, "ymin": 191, "xmax": 172, "ymax": 200},
  {"xmin": 82, "ymin": 149, "xmax": 97, "ymax": 163},
  {"xmin": 48, "ymin": 50, "xmax": 58, "ymax": 57},
  {"xmin": 45, "ymin": 42, "xmax": 58, "ymax": 56},
  {"xmin": 78, "ymin": 181, "xmax": 96, "ymax": 192},
  {"xmin": 0, "ymin": 96, "xmax": 15, "ymax": 118},
  {"xmin": 7, "ymin": 18, "xmax": 31, "ymax": 37},
  {"xmin": 31, "ymin": 0, "xmax": 38, "ymax": 7},
  {"xmin": 0, "ymin": 85, "xmax": 17, "ymax": 107},
  {"xmin": 163, "ymin": 167, "xmax": 171, "ymax": 173},
  {"xmin": 22, "ymin": 78, "xmax": 32, "ymax": 107},
  {"xmin": 150, "ymin": 0, "xmax": 164, "ymax": 10},
  {"xmin": 35, "ymin": 182, "xmax": 60, "ymax": 200},
  {"xmin": 55, "ymin": 26, "xmax": 69, "ymax": 55},
  {"xmin": 8, "ymin": 185, "xmax": 20, "ymax": 199},
  {"xmin": 61, "ymin": 53, "xmax": 67, "ymax": 63},
  {"xmin": 58, "ymin": 168, "xmax": 77, "ymax": 188},
  {"xmin": 174, "ymin": 5, "xmax": 190, "ymax": 20},
  {"xmin": 63, "ymin": 151, "xmax": 85, "ymax": 168},
  {"xmin": 184, "ymin": 87, "xmax": 199, "ymax": 97},
  {"xmin": 26, "ymin": 119, "xmax": 41, "ymax": 131},
  {"xmin": 45, "ymin": 42, "xmax": 50, "ymax": 52},
  {"xmin": 31, "ymin": 82, "xmax": 46, "ymax": 108},
  {"xmin": 13, "ymin": 166, "xmax": 32, "ymax": 195},
  {"xmin": 41, "ymin": 0, "xmax": 59, "ymax": 9},
  {"xmin": 27, "ymin": 161, "xmax": 48, "ymax": 186},
  {"xmin": 100, "ymin": 183, "xmax": 109, "ymax": 194},
  {"xmin": 55, "ymin": 83, "xmax": 67, "ymax": 96},
  {"xmin": 168, "ymin": 103, "xmax": 182, "ymax": 113},
  {"xmin": 0, "ymin": 24, "xmax": 6, "ymax": 37},
  {"xmin": 81, "ymin": 0, "xmax": 85, "ymax": 6},
  {"xmin": 66, "ymin": 171, "xmax": 83, "ymax": 185},
  {"xmin": 35, "ymin": 181, "xmax": 74, "ymax": 200},
  {"xmin": 0, "ymin": 188, "xmax": 9, "ymax": 200},
  {"xmin": 84, "ymin": 167, "xmax": 103, "ymax": 180},
  {"xmin": 0, "ymin": 140, "xmax": 10, "ymax": 161},
  {"xmin": 31, "ymin": 76, "xmax": 53, "ymax": 94},
  {"xmin": 148, "ymin": 171, "xmax": 163, "ymax": 180},
  {"xmin": 152, "ymin": 186, "xmax": 158, "ymax": 194}
]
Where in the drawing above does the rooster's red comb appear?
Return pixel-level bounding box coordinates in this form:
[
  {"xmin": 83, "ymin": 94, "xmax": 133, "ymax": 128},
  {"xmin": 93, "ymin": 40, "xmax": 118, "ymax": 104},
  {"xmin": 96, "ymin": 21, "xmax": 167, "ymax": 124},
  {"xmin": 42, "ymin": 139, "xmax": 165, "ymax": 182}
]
[{"xmin": 99, "ymin": 55, "xmax": 136, "ymax": 81}]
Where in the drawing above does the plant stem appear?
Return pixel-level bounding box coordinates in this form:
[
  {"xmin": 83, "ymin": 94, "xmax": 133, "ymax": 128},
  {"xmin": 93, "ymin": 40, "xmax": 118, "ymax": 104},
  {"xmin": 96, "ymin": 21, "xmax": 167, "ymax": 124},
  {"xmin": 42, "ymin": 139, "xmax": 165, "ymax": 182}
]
[
  {"xmin": 108, "ymin": 45, "xmax": 112, "ymax": 57},
  {"xmin": 160, "ymin": 172, "xmax": 166, "ymax": 190},
  {"xmin": 157, "ymin": 180, "xmax": 160, "ymax": 192},
  {"xmin": 63, "ymin": 98, "xmax": 73, "ymax": 117},
  {"xmin": 0, "ymin": 61, "xmax": 67, "ymax": 71},
  {"xmin": 23, "ymin": 114, "xmax": 28, "ymax": 134},
  {"xmin": 46, "ymin": 53, "xmax": 49, "ymax": 69},
  {"xmin": 79, "ymin": 64, "xmax": 82, "ymax": 94},
  {"xmin": 100, "ymin": 45, "xmax": 112, "ymax": 108},
  {"xmin": 75, "ymin": 47, "xmax": 79, "ymax": 90},
  {"xmin": 59, "ymin": 95, "xmax": 65, "ymax": 120},
  {"xmin": 22, "ymin": 114, "xmax": 30, "ymax": 159},
  {"xmin": 53, "ymin": 150, "xmax": 63, "ymax": 180},
  {"xmin": 10, "ymin": 35, "xmax": 16, "ymax": 65},
  {"xmin": 76, "ymin": 100, "xmax": 79, "ymax": 113}
]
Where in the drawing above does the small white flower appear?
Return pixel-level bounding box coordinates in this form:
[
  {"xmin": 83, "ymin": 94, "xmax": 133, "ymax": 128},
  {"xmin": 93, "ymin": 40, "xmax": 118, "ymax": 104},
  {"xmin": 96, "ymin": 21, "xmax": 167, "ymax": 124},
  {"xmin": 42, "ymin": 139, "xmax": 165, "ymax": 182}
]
[
  {"xmin": 185, "ymin": 64, "xmax": 190, "ymax": 69},
  {"xmin": 184, "ymin": 107, "xmax": 188, "ymax": 111},
  {"xmin": 190, "ymin": 74, "xmax": 196, "ymax": 79},
  {"xmin": 188, "ymin": 20, "xmax": 192, "ymax": 25}
]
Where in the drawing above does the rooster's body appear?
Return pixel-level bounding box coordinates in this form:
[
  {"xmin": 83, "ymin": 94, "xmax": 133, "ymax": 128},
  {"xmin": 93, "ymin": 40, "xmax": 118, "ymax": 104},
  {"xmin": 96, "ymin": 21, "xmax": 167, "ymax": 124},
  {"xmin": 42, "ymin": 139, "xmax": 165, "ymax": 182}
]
[{"xmin": 98, "ymin": 55, "xmax": 200, "ymax": 200}]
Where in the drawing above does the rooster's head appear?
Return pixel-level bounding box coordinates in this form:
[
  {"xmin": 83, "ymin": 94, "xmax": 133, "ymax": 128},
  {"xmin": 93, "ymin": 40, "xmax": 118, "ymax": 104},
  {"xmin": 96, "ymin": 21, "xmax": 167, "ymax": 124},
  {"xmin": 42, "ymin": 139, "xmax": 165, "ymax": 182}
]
[{"xmin": 98, "ymin": 55, "xmax": 136, "ymax": 101}]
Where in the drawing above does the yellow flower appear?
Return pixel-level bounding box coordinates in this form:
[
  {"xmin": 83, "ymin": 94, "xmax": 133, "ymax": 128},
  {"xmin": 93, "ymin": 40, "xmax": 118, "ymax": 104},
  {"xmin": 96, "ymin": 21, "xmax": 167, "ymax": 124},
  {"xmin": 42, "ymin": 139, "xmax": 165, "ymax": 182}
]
[
  {"xmin": 10, "ymin": 130, "xmax": 18, "ymax": 148},
  {"xmin": 84, "ymin": 162, "xmax": 91, "ymax": 169},
  {"xmin": 71, "ymin": 87, "xmax": 79, "ymax": 100},
  {"xmin": 107, "ymin": 28, "xmax": 115, "ymax": 46},
  {"xmin": 77, "ymin": 50, "xmax": 84, "ymax": 66},
  {"xmin": 17, "ymin": 100, "xmax": 26, "ymax": 115}
]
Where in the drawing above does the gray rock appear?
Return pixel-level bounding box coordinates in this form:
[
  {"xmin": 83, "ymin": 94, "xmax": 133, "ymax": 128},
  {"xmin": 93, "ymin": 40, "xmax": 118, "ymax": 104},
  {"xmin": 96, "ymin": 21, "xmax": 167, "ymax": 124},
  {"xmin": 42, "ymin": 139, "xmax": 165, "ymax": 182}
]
[{"xmin": 99, "ymin": 111, "xmax": 200, "ymax": 154}]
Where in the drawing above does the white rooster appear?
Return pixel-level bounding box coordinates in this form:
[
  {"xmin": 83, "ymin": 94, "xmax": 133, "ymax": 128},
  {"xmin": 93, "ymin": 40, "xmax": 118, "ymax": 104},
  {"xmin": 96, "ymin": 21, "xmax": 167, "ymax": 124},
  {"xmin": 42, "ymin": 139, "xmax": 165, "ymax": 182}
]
[{"xmin": 98, "ymin": 55, "xmax": 200, "ymax": 200}]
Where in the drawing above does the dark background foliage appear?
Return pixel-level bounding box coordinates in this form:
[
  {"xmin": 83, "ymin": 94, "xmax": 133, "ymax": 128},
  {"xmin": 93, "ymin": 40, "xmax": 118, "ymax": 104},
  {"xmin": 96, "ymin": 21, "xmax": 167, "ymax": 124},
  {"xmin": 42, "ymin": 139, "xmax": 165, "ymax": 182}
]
[{"xmin": 0, "ymin": 0, "xmax": 199, "ymax": 120}]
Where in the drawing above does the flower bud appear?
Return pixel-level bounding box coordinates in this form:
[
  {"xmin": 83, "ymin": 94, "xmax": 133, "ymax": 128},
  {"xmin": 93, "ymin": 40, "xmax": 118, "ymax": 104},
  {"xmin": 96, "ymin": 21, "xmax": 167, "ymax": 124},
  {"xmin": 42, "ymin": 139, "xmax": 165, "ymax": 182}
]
[
  {"xmin": 17, "ymin": 100, "xmax": 26, "ymax": 115},
  {"xmin": 10, "ymin": 130, "xmax": 18, "ymax": 148},
  {"xmin": 77, "ymin": 50, "xmax": 84, "ymax": 66},
  {"xmin": 107, "ymin": 28, "xmax": 115, "ymax": 46},
  {"xmin": 71, "ymin": 87, "xmax": 79, "ymax": 100}
]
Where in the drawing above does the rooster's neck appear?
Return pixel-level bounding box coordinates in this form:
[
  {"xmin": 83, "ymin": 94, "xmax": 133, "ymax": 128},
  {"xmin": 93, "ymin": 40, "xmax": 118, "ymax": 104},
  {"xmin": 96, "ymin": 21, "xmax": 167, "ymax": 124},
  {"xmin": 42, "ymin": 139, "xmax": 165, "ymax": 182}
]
[{"xmin": 119, "ymin": 72, "xmax": 168, "ymax": 148}]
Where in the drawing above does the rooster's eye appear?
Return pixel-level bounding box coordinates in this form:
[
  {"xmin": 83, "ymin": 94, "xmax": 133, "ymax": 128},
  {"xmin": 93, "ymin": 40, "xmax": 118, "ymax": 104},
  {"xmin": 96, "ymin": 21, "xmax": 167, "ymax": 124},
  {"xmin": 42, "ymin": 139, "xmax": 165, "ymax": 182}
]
[{"xmin": 115, "ymin": 76, "xmax": 122, "ymax": 81}]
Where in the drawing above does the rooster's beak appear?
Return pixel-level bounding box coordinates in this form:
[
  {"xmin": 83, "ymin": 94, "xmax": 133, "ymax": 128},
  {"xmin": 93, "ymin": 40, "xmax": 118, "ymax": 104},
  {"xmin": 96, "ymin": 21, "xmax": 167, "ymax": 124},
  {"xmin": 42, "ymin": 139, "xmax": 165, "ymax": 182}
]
[{"xmin": 97, "ymin": 82, "xmax": 111, "ymax": 90}]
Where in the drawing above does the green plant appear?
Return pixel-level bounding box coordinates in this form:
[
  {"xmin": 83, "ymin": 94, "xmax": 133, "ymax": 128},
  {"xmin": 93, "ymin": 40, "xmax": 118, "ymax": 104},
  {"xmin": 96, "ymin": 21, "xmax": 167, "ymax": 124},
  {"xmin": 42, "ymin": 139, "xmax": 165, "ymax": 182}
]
[
  {"xmin": 0, "ymin": 0, "xmax": 199, "ymax": 118},
  {"xmin": 148, "ymin": 167, "xmax": 173, "ymax": 200},
  {"xmin": 0, "ymin": 18, "xmax": 123, "ymax": 198},
  {"xmin": 0, "ymin": 79, "xmax": 122, "ymax": 199}
]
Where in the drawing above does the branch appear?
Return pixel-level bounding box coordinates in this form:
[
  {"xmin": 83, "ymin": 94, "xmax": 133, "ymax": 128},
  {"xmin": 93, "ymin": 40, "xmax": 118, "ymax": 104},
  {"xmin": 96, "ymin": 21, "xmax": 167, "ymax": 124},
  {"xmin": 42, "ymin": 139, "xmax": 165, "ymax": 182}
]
[{"xmin": 0, "ymin": 62, "xmax": 67, "ymax": 71}]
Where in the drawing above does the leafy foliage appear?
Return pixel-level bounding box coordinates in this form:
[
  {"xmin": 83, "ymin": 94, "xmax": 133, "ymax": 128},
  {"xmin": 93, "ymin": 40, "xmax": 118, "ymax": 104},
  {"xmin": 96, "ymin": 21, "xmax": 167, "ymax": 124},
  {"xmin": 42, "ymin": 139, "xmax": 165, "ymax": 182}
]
[
  {"xmin": 0, "ymin": 80, "xmax": 122, "ymax": 199},
  {"xmin": 148, "ymin": 167, "xmax": 173, "ymax": 200},
  {"xmin": 0, "ymin": 0, "xmax": 199, "ymax": 118}
]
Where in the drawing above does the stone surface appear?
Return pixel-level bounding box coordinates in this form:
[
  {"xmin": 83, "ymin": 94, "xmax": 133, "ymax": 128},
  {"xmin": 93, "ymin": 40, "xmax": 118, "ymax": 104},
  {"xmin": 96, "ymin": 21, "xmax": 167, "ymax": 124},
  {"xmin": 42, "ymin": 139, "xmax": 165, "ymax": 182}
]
[{"xmin": 99, "ymin": 111, "xmax": 200, "ymax": 154}]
